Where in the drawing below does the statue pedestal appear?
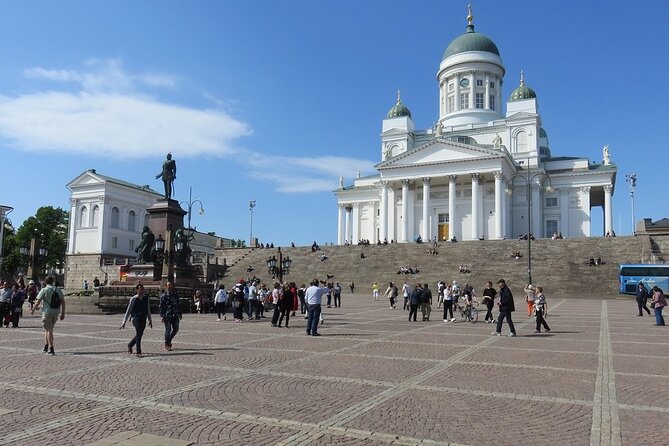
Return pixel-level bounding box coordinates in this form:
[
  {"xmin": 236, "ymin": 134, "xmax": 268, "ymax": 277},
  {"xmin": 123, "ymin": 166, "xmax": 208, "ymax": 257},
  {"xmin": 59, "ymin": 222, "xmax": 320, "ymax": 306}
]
[
  {"xmin": 146, "ymin": 199, "xmax": 186, "ymax": 236},
  {"xmin": 126, "ymin": 264, "xmax": 161, "ymax": 282}
]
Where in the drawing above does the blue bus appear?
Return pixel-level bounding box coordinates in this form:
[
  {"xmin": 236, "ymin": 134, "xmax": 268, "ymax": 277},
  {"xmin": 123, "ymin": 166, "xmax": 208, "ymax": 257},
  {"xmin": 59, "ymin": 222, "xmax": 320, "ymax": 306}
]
[{"xmin": 619, "ymin": 264, "xmax": 669, "ymax": 294}]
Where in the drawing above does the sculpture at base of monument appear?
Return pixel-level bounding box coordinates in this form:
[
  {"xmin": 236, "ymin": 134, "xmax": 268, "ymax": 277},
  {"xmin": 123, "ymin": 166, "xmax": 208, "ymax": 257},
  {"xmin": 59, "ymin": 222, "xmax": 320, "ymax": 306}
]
[
  {"xmin": 156, "ymin": 153, "xmax": 177, "ymax": 199},
  {"xmin": 174, "ymin": 228, "xmax": 193, "ymax": 267},
  {"xmin": 135, "ymin": 226, "xmax": 155, "ymax": 263}
]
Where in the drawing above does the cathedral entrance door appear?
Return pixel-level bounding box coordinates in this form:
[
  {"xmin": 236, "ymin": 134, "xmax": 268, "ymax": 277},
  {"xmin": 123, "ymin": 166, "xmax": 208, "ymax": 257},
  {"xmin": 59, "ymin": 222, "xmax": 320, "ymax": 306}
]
[{"xmin": 438, "ymin": 224, "xmax": 449, "ymax": 241}]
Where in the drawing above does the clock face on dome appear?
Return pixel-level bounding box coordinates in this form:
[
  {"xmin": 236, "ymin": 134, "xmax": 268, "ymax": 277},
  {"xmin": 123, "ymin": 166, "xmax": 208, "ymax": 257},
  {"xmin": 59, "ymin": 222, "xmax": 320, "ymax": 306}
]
[{"xmin": 460, "ymin": 78, "xmax": 470, "ymax": 88}]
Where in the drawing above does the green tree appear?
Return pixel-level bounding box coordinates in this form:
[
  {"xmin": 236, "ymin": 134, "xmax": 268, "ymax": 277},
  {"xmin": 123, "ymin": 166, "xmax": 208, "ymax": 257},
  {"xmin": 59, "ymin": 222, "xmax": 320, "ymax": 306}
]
[{"xmin": 12, "ymin": 206, "xmax": 68, "ymax": 275}]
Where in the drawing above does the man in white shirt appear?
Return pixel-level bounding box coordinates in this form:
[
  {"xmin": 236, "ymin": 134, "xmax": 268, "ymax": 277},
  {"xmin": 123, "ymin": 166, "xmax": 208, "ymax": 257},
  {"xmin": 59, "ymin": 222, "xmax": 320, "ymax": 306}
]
[
  {"xmin": 247, "ymin": 280, "xmax": 259, "ymax": 320},
  {"xmin": 214, "ymin": 284, "xmax": 228, "ymax": 321},
  {"xmin": 304, "ymin": 279, "xmax": 330, "ymax": 336}
]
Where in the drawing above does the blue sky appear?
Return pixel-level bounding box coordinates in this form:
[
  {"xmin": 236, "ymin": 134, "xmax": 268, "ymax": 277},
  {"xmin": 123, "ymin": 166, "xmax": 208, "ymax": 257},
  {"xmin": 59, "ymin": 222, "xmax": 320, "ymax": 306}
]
[{"xmin": 0, "ymin": 0, "xmax": 667, "ymax": 245}]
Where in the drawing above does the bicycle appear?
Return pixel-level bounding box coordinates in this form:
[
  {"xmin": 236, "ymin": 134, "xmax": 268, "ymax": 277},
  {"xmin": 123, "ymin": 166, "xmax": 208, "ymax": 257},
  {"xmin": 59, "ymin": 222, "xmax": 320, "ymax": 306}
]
[{"xmin": 458, "ymin": 302, "xmax": 479, "ymax": 323}]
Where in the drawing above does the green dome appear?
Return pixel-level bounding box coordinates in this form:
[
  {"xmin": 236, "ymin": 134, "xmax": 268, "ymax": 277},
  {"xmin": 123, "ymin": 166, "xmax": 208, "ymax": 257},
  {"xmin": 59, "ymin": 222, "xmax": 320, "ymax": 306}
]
[
  {"xmin": 443, "ymin": 24, "xmax": 500, "ymax": 59},
  {"xmin": 509, "ymin": 71, "xmax": 537, "ymax": 101},
  {"xmin": 386, "ymin": 90, "xmax": 412, "ymax": 119}
]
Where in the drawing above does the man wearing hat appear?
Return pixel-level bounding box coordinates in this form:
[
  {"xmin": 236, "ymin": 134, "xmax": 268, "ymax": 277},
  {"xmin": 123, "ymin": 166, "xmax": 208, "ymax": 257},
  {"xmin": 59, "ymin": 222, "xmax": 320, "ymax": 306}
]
[{"xmin": 27, "ymin": 280, "xmax": 40, "ymax": 311}]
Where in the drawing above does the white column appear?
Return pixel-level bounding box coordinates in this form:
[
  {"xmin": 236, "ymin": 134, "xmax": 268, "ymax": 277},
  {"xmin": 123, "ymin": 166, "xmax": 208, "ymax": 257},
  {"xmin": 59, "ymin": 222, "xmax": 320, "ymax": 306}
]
[
  {"xmin": 494, "ymin": 171, "xmax": 503, "ymax": 239},
  {"xmin": 580, "ymin": 186, "xmax": 591, "ymax": 236},
  {"xmin": 560, "ymin": 188, "xmax": 570, "ymax": 237},
  {"xmin": 380, "ymin": 181, "xmax": 388, "ymax": 242},
  {"xmin": 352, "ymin": 204, "xmax": 360, "ymax": 243},
  {"xmin": 455, "ymin": 73, "xmax": 460, "ymax": 111},
  {"xmin": 469, "ymin": 70, "xmax": 475, "ymax": 109},
  {"xmin": 337, "ymin": 205, "xmax": 345, "ymax": 245},
  {"xmin": 604, "ymin": 185, "xmax": 613, "ymax": 235},
  {"xmin": 422, "ymin": 177, "xmax": 431, "ymax": 240},
  {"xmin": 448, "ymin": 175, "xmax": 457, "ymax": 240},
  {"xmin": 401, "ymin": 179, "xmax": 409, "ymax": 243},
  {"xmin": 344, "ymin": 206, "xmax": 352, "ymax": 244},
  {"xmin": 485, "ymin": 73, "xmax": 490, "ymax": 109},
  {"xmin": 67, "ymin": 198, "xmax": 77, "ymax": 254},
  {"xmin": 471, "ymin": 173, "xmax": 480, "ymax": 239}
]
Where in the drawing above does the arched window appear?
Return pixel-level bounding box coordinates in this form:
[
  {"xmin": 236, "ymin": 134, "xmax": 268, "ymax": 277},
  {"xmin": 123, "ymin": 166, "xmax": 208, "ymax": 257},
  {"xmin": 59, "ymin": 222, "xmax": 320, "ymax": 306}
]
[
  {"xmin": 128, "ymin": 210, "xmax": 136, "ymax": 232},
  {"xmin": 516, "ymin": 130, "xmax": 528, "ymax": 153},
  {"xmin": 111, "ymin": 207, "xmax": 120, "ymax": 229},
  {"xmin": 79, "ymin": 206, "xmax": 88, "ymax": 228},
  {"xmin": 91, "ymin": 205, "xmax": 100, "ymax": 227}
]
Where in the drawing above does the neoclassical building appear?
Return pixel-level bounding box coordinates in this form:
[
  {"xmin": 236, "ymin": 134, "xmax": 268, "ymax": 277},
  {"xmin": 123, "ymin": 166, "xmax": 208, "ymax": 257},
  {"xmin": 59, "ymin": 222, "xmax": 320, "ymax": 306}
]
[{"xmin": 334, "ymin": 8, "xmax": 616, "ymax": 244}]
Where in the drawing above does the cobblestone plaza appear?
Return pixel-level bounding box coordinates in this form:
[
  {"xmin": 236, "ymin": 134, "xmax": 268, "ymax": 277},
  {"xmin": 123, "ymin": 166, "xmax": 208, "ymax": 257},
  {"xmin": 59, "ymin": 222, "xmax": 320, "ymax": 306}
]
[{"xmin": 0, "ymin": 297, "xmax": 667, "ymax": 445}]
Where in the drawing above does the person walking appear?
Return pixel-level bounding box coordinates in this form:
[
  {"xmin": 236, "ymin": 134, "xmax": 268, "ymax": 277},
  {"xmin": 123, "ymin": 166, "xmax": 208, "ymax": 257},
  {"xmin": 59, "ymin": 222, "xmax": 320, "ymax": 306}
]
[
  {"xmin": 298, "ymin": 284, "xmax": 307, "ymax": 316},
  {"xmin": 492, "ymin": 279, "xmax": 516, "ymax": 337},
  {"xmin": 650, "ymin": 286, "xmax": 667, "ymax": 326},
  {"xmin": 349, "ymin": 281, "xmax": 355, "ymax": 293},
  {"xmin": 214, "ymin": 284, "xmax": 228, "ymax": 321},
  {"xmin": 305, "ymin": 279, "xmax": 330, "ymax": 336},
  {"xmin": 26, "ymin": 279, "xmax": 39, "ymax": 311},
  {"xmin": 523, "ymin": 284, "xmax": 536, "ymax": 317},
  {"xmin": 120, "ymin": 284, "xmax": 153, "ymax": 356},
  {"xmin": 30, "ymin": 275, "xmax": 65, "ymax": 355},
  {"xmin": 401, "ymin": 281, "xmax": 411, "ymax": 311},
  {"xmin": 159, "ymin": 282, "xmax": 182, "ymax": 351},
  {"xmin": 385, "ymin": 282, "xmax": 398, "ymax": 309},
  {"xmin": 408, "ymin": 284, "xmax": 422, "ymax": 322},
  {"xmin": 270, "ymin": 282, "xmax": 282, "ymax": 327},
  {"xmin": 277, "ymin": 283, "xmax": 293, "ymax": 328},
  {"xmin": 333, "ymin": 282, "xmax": 342, "ymax": 308},
  {"xmin": 247, "ymin": 280, "xmax": 259, "ymax": 320},
  {"xmin": 372, "ymin": 282, "xmax": 380, "ymax": 301},
  {"xmin": 0, "ymin": 281, "xmax": 11, "ymax": 327},
  {"xmin": 533, "ymin": 286, "xmax": 551, "ymax": 333},
  {"xmin": 421, "ymin": 283, "xmax": 432, "ymax": 321},
  {"xmin": 10, "ymin": 284, "xmax": 25, "ymax": 328},
  {"xmin": 443, "ymin": 282, "xmax": 455, "ymax": 322},
  {"xmin": 481, "ymin": 281, "xmax": 497, "ymax": 324},
  {"xmin": 636, "ymin": 283, "xmax": 651, "ymax": 316}
]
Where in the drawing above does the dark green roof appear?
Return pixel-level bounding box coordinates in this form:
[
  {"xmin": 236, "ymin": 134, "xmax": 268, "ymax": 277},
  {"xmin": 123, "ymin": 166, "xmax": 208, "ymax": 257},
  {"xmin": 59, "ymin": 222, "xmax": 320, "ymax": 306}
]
[
  {"xmin": 509, "ymin": 71, "xmax": 537, "ymax": 101},
  {"xmin": 443, "ymin": 24, "xmax": 500, "ymax": 59},
  {"xmin": 386, "ymin": 91, "xmax": 412, "ymax": 119}
]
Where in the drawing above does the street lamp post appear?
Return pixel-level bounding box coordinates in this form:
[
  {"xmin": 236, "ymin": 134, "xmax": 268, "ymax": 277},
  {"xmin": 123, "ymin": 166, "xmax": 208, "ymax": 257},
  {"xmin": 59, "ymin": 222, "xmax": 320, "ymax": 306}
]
[
  {"xmin": 266, "ymin": 247, "xmax": 292, "ymax": 283},
  {"xmin": 0, "ymin": 205, "xmax": 13, "ymax": 276},
  {"xmin": 154, "ymin": 232, "xmax": 185, "ymax": 283},
  {"xmin": 20, "ymin": 235, "xmax": 48, "ymax": 282},
  {"xmin": 626, "ymin": 173, "xmax": 637, "ymax": 235},
  {"xmin": 506, "ymin": 160, "xmax": 552, "ymax": 285},
  {"xmin": 180, "ymin": 186, "xmax": 205, "ymax": 235},
  {"xmin": 249, "ymin": 200, "xmax": 256, "ymax": 247}
]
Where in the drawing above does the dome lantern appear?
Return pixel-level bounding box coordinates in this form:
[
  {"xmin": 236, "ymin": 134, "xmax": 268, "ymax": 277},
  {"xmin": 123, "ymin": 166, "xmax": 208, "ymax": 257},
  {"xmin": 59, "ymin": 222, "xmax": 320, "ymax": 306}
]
[{"xmin": 386, "ymin": 90, "xmax": 412, "ymax": 119}]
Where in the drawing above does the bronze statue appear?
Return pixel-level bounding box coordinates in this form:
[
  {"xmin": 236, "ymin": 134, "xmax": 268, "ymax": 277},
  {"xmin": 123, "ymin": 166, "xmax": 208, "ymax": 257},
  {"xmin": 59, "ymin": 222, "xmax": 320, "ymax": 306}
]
[
  {"xmin": 135, "ymin": 226, "xmax": 155, "ymax": 263},
  {"xmin": 174, "ymin": 228, "xmax": 193, "ymax": 267},
  {"xmin": 156, "ymin": 153, "xmax": 177, "ymax": 199}
]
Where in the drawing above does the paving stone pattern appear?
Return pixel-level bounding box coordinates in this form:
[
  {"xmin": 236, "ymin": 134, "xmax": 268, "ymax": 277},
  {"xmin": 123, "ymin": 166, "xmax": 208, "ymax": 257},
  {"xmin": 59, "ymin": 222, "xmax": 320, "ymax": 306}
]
[{"xmin": 0, "ymin": 296, "xmax": 667, "ymax": 445}]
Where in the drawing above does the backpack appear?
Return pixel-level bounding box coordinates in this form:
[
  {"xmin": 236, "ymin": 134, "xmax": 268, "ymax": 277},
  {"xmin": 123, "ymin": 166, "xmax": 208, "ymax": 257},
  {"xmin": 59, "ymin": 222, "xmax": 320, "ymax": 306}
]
[{"xmin": 49, "ymin": 288, "xmax": 61, "ymax": 309}]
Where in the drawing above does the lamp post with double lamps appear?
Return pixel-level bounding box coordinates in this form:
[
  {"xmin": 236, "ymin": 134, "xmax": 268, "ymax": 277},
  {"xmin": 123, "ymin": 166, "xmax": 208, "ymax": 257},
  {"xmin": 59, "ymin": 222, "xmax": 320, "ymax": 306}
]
[
  {"xmin": 625, "ymin": 173, "xmax": 637, "ymax": 235},
  {"xmin": 506, "ymin": 161, "xmax": 552, "ymax": 285},
  {"xmin": 266, "ymin": 247, "xmax": 292, "ymax": 283},
  {"xmin": 180, "ymin": 186, "xmax": 205, "ymax": 236},
  {"xmin": 20, "ymin": 234, "xmax": 48, "ymax": 283},
  {"xmin": 0, "ymin": 205, "xmax": 13, "ymax": 275}
]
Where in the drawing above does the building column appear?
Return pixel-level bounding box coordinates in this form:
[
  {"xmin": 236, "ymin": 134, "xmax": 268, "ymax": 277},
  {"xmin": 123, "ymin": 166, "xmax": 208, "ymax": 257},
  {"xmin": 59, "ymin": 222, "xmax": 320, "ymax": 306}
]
[
  {"xmin": 604, "ymin": 185, "xmax": 613, "ymax": 235},
  {"xmin": 469, "ymin": 70, "xmax": 475, "ymax": 109},
  {"xmin": 485, "ymin": 73, "xmax": 490, "ymax": 109},
  {"xmin": 337, "ymin": 204, "xmax": 345, "ymax": 245},
  {"xmin": 448, "ymin": 175, "xmax": 457, "ymax": 240},
  {"xmin": 494, "ymin": 171, "xmax": 503, "ymax": 239},
  {"xmin": 380, "ymin": 181, "xmax": 388, "ymax": 242},
  {"xmin": 401, "ymin": 179, "xmax": 410, "ymax": 243},
  {"xmin": 344, "ymin": 206, "xmax": 352, "ymax": 244},
  {"xmin": 422, "ymin": 177, "xmax": 431, "ymax": 240},
  {"xmin": 580, "ymin": 186, "xmax": 591, "ymax": 236},
  {"xmin": 455, "ymin": 73, "xmax": 460, "ymax": 111},
  {"xmin": 559, "ymin": 188, "xmax": 569, "ymax": 237},
  {"xmin": 352, "ymin": 204, "xmax": 360, "ymax": 243},
  {"xmin": 471, "ymin": 173, "xmax": 480, "ymax": 239},
  {"xmin": 67, "ymin": 198, "xmax": 77, "ymax": 254}
]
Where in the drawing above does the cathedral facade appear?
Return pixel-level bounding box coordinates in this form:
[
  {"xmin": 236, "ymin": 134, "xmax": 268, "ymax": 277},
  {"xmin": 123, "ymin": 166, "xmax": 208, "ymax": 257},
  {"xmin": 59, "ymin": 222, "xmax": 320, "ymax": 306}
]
[{"xmin": 334, "ymin": 9, "xmax": 616, "ymax": 244}]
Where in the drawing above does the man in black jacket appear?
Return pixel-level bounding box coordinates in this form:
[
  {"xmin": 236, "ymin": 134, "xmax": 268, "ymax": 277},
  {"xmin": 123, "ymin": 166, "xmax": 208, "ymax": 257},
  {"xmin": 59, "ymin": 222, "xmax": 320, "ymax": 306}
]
[{"xmin": 492, "ymin": 279, "xmax": 516, "ymax": 337}]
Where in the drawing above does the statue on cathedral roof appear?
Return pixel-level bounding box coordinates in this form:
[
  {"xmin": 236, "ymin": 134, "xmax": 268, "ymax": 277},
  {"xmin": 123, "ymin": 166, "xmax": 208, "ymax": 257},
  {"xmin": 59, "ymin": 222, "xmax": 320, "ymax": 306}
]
[{"xmin": 603, "ymin": 145, "xmax": 610, "ymax": 165}]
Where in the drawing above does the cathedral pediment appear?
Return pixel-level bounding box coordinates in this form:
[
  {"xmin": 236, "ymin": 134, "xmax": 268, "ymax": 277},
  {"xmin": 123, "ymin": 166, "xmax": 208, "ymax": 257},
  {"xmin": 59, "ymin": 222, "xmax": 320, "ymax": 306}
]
[
  {"xmin": 67, "ymin": 170, "xmax": 106, "ymax": 189},
  {"xmin": 376, "ymin": 139, "xmax": 504, "ymax": 169}
]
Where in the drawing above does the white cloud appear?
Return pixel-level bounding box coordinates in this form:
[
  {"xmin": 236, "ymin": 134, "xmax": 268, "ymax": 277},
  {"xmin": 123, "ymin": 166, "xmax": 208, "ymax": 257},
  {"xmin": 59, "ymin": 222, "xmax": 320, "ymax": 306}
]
[
  {"xmin": 3, "ymin": 59, "xmax": 375, "ymax": 192},
  {"xmin": 245, "ymin": 152, "xmax": 375, "ymax": 193},
  {"xmin": 0, "ymin": 60, "xmax": 251, "ymax": 158}
]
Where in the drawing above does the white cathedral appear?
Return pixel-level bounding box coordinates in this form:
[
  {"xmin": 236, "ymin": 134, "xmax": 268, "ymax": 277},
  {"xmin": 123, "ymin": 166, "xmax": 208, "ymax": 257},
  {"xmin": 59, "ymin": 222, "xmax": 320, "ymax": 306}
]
[{"xmin": 334, "ymin": 8, "xmax": 616, "ymax": 245}]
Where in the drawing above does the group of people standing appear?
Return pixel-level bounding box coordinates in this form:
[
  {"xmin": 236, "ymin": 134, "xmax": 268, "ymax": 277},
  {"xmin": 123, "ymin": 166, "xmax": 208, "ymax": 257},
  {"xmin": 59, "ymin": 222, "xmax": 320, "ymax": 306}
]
[{"xmin": 0, "ymin": 277, "xmax": 40, "ymax": 328}]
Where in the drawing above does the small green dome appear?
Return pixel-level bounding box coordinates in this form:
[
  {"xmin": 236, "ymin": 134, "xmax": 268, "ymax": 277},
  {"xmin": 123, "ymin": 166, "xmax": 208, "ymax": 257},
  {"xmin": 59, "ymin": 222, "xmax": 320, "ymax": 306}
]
[
  {"xmin": 509, "ymin": 71, "xmax": 537, "ymax": 102},
  {"xmin": 539, "ymin": 127, "xmax": 548, "ymax": 138},
  {"xmin": 387, "ymin": 90, "xmax": 412, "ymax": 119},
  {"xmin": 443, "ymin": 7, "xmax": 499, "ymax": 59}
]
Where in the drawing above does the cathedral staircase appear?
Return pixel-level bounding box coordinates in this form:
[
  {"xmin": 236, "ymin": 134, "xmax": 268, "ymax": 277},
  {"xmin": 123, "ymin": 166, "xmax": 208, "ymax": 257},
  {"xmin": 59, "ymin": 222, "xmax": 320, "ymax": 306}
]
[{"xmin": 219, "ymin": 236, "xmax": 648, "ymax": 299}]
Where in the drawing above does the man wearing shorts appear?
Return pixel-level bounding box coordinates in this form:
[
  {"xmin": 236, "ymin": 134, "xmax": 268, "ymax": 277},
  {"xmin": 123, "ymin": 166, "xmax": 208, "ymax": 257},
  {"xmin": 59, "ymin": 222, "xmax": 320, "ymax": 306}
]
[{"xmin": 30, "ymin": 275, "xmax": 65, "ymax": 355}]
